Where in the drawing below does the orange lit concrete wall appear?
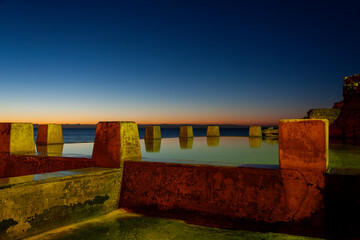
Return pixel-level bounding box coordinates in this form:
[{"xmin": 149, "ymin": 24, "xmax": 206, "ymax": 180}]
[
  {"xmin": 0, "ymin": 154, "xmax": 94, "ymax": 178},
  {"xmin": 120, "ymin": 161, "xmax": 324, "ymax": 225}
]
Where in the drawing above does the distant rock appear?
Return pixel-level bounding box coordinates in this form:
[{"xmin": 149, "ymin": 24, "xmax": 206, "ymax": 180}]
[
  {"xmin": 262, "ymin": 127, "xmax": 279, "ymax": 138},
  {"xmin": 304, "ymin": 108, "xmax": 341, "ymax": 125}
]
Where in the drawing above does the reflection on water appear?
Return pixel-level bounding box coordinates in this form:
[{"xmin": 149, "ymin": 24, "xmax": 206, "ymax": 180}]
[
  {"xmin": 141, "ymin": 137, "xmax": 279, "ymax": 167},
  {"xmin": 328, "ymin": 143, "xmax": 360, "ymax": 173},
  {"xmin": 206, "ymin": 137, "xmax": 220, "ymax": 147},
  {"xmin": 248, "ymin": 137, "xmax": 262, "ymax": 148},
  {"xmin": 36, "ymin": 144, "xmax": 64, "ymax": 157},
  {"xmin": 262, "ymin": 138, "xmax": 279, "ymax": 145},
  {"xmin": 179, "ymin": 137, "xmax": 193, "ymax": 149},
  {"xmin": 144, "ymin": 139, "xmax": 161, "ymax": 152}
]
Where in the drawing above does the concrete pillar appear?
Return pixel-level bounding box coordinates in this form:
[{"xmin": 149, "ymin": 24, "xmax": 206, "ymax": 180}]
[
  {"xmin": 207, "ymin": 137, "xmax": 220, "ymax": 147},
  {"xmin": 206, "ymin": 126, "xmax": 220, "ymax": 137},
  {"xmin": 279, "ymin": 119, "xmax": 329, "ymax": 172},
  {"xmin": 249, "ymin": 126, "xmax": 262, "ymax": 137},
  {"xmin": 0, "ymin": 123, "xmax": 35, "ymax": 154},
  {"xmin": 92, "ymin": 121, "xmax": 141, "ymax": 168},
  {"xmin": 179, "ymin": 137, "xmax": 193, "ymax": 149},
  {"xmin": 179, "ymin": 126, "xmax": 193, "ymax": 138},
  {"xmin": 36, "ymin": 124, "xmax": 64, "ymax": 145},
  {"xmin": 144, "ymin": 139, "xmax": 161, "ymax": 152},
  {"xmin": 144, "ymin": 126, "xmax": 161, "ymax": 140}
]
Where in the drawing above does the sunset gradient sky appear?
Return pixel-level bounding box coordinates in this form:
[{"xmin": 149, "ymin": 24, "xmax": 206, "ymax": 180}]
[{"xmin": 0, "ymin": 0, "xmax": 359, "ymax": 125}]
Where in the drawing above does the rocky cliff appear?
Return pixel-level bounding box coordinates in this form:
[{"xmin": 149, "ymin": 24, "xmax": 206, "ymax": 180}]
[{"xmin": 330, "ymin": 74, "xmax": 360, "ymax": 139}]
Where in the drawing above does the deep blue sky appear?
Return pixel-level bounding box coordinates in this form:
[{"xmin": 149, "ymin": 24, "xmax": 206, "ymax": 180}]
[{"xmin": 0, "ymin": 0, "xmax": 359, "ymax": 124}]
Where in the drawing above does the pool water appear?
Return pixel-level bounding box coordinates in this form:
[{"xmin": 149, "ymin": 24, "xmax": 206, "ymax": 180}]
[
  {"xmin": 35, "ymin": 137, "xmax": 360, "ymax": 173},
  {"xmin": 141, "ymin": 137, "xmax": 278, "ymax": 168}
]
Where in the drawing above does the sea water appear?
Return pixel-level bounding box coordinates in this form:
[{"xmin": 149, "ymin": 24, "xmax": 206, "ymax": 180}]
[{"xmin": 33, "ymin": 128, "xmax": 250, "ymax": 143}]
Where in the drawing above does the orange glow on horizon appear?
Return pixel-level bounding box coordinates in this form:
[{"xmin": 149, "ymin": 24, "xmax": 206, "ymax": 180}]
[{"xmin": 0, "ymin": 116, "xmax": 281, "ymax": 126}]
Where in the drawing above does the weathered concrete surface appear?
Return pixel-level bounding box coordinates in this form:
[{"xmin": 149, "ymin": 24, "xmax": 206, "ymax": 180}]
[
  {"xmin": 144, "ymin": 126, "xmax": 161, "ymax": 140},
  {"xmin": 36, "ymin": 124, "xmax": 64, "ymax": 145},
  {"xmin": 120, "ymin": 162, "xmax": 324, "ymax": 225},
  {"xmin": 144, "ymin": 139, "xmax": 161, "ymax": 152},
  {"xmin": 0, "ymin": 154, "xmax": 94, "ymax": 178},
  {"xmin": 179, "ymin": 137, "xmax": 193, "ymax": 149},
  {"xmin": 279, "ymin": 119, "xmax": 329, "ymax": 172},
  {"xmin": 36, "ymin": 144, "xmax": 64, "ymax": 157},
  {"xmin": 179, "ymin": 126, "xmax": 193, "ymax": 138},
  {"xmin": 330, "ymin": 74, "xmax": 360, "ymax": 139},
  {"xmin": 304, "ymin": 109, "xmax": 341, "ymax": 125},
  {"xmin": 206, "ymin": 137, "xmax": 220, "ymax": 147},
  {"xmin": 0, "ymin": 123, "xmax": 35, "ymax": 154},
  {"xmin": 249, "ymin": 126, "xmax": 262, "ymax": 137},
  {"xmin": 206, "ymin": 126, "xmax": 220, "ymax": 137},
  {"xmin": 0, "ymin": 168, "xmax": 122, "ymax": 240},
  {"xmin": 25, "ymin": 209, "xmax": 325, "ymax": 240},
  {"xmin": 92, "ymin": 121, "xmax": 141, "ymax": 168}
]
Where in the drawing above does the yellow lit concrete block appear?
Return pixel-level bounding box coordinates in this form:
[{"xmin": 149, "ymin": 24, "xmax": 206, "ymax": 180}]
[
  {"xmin": 145, "ymin": 126, "xmax": 161, "ymax": 140},
  {"xmin": 179, "ymin": 126, "xmax": 193, "ymax": 138},
  {"xmin": 279, "ymin": 119, "xmax": 329, "ymax": 172},
  {"xmin": 92, "ymin": 121, "xmax": 141, "ymax": 168},
  {"xmin": 249, "ymin": 126, "xmax": 262, "ymax": 137},
  {"xmin": 0, "ymin": 123, "xmax": 35, "ymax": 154},
  {"xmin": 206, "ymin": 126, "xmax": 220, "ymax": 137},
  {"xmin": 36, "ymin": 124, "xmax": 64, "ymax": 145}
]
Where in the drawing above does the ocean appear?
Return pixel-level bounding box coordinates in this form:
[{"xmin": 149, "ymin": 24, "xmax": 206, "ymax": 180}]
[{"xmin": 34, "ymin": 128, "xmax": 251, "ymax": 143}]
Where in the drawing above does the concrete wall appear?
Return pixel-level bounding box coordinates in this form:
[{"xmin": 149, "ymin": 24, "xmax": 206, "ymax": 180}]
[
  {"xmin": 120, "ymin": 161, "xmax": 324, "ymax": 225},
  {"xmin": 0, "ymin": 154, "xmax": 95, "ymax": 178},
  {"xmin": 0, "ymin": 168, "xmax": 122, "ymax": 240}
]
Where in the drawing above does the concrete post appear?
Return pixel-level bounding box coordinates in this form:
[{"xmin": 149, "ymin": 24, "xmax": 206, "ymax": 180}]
[
  {"xmin": 206, "ymin": 126, "xmax": 220, "ymax": 137},
  {"xmin": 179, "ymin": 126, "xmax": 193, "ymax": 138},
  {"xmin": 279, "ymin": 119, "xmax": 329, "ymax": 172},
  {"xmin": 92, "ymin": 121, "xmax": 141, "ymax": 168},
  {"xmin": 36, "ymin": 124, "xmax": 64, "ymax": 145},
  {"xmin": 249, "ymin": 126, "xmax": 262, "ymax": 137},
  {"xmin": 144, "ymin": 126, "xmax": 161, "ymax": 140},
  {"xmin": 0, "ymin": 123, "xmax": 35, "ymax": 154}
]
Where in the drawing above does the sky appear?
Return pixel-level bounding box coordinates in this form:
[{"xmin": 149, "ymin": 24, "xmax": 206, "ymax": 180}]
[{"xmin": 0, "ymin": 0, "xmax": 359, "ymax": 125}]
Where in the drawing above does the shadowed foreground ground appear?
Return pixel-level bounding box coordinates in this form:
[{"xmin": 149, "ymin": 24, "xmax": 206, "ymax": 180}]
[{"xmin": 25, "ymin": 209, "xmax": 323, "ymax": 240}]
